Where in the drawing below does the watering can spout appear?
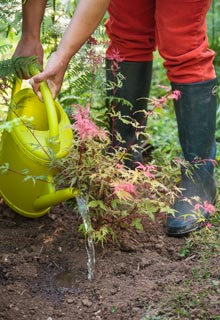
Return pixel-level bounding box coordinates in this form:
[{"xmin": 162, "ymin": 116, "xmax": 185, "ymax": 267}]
[{"xmin": 33, "ymin": 188, "xmax": 80, "ymax": 211}]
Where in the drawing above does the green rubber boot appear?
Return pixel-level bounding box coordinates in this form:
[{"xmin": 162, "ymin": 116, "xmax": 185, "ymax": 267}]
[
  {"xmin": 106, "ymin": 60, "xmax": 152, "ymax": 169},
  {"xmin": 166, "ymin": 79, "xmax": 217, "ymax": 236}
]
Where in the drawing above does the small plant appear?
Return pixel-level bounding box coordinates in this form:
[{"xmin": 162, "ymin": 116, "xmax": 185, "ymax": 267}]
[{"xmin": 56, "ymin": 89, "xmax": 181, "ymax": 245}]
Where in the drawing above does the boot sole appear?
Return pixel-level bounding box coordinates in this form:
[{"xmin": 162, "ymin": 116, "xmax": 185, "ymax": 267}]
[{"xmin": 166, "ymin": 219, "xmax": 208, "ymax": 237}]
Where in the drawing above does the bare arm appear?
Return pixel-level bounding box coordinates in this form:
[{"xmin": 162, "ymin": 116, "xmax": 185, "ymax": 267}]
[
  {"xmin": 13, "ymin": 0, "xmax": 47, "ymax": 65},
  {"xmin": 31, "ymin": 0, "xmax": 110, "ymax": 99},
  {"xmin": 21, "ymin": 0, "xmax": 47, "ymax": 39},
  {"xmin": 57, "ymin": 0, "xmax": 110, "ymax": 65}
]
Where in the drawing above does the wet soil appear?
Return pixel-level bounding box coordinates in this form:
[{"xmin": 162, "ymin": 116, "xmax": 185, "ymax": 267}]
[{"xmin": 0, "ymin": 201, "xmax": 220, "ymax": 320}]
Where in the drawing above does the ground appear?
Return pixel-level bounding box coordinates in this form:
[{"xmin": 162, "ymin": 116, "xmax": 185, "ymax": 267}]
[{"xmin": 0, "ymin": 200, "xmax": 220, "ymax": 320}]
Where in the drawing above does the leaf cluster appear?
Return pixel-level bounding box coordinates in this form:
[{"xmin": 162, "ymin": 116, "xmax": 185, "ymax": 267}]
[
  {"xmin": 0, "ymin": 56, "xmax": 39, "ymax": 80},
  {"xmin": 0, "ymin": 56, "xmax": 40, "ymax": 104},
  {"xmin": 55, "ymin": 110, "xmax": 178, "ymax": 245}
]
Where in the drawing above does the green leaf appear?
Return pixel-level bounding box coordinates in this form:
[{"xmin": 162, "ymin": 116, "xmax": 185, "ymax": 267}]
[
  {"xmin": 131, "ymin": 218, "xmax": 144, "ymax": 231},
  {"xmin": 88, "ymin": 200, "xmax": 107, "ymax": 211}
]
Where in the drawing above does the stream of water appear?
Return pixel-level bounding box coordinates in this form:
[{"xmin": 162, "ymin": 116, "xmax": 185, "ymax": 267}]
[{"xmin": 76, "ymin": 196, "xmax": 96, "ymax": 281}]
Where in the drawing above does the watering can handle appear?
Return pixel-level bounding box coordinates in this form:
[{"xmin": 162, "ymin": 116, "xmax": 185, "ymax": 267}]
[
  {"xmin": 29, "ymin": 65, "xmax": 60, "ymax": 148},
  {"xmin": 12, "ymin": 65, "xmax": 60, "ymax": 152}
]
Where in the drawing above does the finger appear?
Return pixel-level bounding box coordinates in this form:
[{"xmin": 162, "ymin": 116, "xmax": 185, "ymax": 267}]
[
  {"xmin": 31, "ymin": 71, "xmax": 48, "ymax": 84},
  {"xmin": 47, "ymin": 80, "xmax": 58, "ymax": 99},
  {"xmin": 37, "ymin": 91, "xmax": 43, "ymax": 102},
  {"xmin": 29, "ymin": 77, "xmax": 40, "ymax": 91},
  {"xmin": 29, "ymin": 78, "xmax": 43, "ymax": 101}
]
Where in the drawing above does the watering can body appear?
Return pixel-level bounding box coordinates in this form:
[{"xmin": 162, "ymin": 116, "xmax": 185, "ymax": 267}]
[{"xmin": 0, "ymin": 75, "xmax": 78, "ymax": 218}]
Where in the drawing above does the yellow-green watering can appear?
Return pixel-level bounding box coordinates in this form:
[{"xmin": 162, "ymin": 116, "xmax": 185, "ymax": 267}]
[{"xmin": 0, "ymin": 67, "xmax": 79, "ymax": 218}]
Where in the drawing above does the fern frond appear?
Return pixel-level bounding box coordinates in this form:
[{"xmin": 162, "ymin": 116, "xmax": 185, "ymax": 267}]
[
  {"xmin": 64, "ymin": 60, "xmax": 92, "ymax": 91},
  {"xmin": 0, "ymin": 56, "xmax": 40, "ymax": 80}
]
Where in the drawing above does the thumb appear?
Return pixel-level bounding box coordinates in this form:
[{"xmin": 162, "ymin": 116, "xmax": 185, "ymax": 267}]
[{"xmin": 31, "ymin": 71, "xmax": 49, "ymax": 84}]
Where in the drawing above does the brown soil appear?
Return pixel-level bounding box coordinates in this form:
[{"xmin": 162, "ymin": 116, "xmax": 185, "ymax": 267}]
[{"xmin": 0, "ymin": 201, "xmax": 220, "ymax": 320}]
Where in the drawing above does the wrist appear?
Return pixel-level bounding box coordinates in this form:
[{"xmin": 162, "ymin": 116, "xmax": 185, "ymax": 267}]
[
  {"xmin": 21, "ymin": 32, "xmax": 41, "ymax": 41},
  {"xmin": 55, "ymin": 46, "xmax": 73, "ymax": 67}
]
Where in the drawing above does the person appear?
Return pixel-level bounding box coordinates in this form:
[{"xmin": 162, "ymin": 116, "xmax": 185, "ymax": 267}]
[{"xmin": 13, "ymin": 0, "xmax": 218, "ymax": 237}]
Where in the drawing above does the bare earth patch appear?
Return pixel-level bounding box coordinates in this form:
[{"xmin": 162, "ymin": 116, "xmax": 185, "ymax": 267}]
[{"xmin": 0, "ymin": 202, "xmax": 220, "ymax": 320}]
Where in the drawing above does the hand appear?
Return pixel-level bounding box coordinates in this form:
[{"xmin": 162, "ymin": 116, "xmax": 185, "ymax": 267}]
[
  {"xmin": 29, "ymin": 51, "xmax": 69, "ymax": 100},
  {"xmin": 13, "ymin": 36, "xmax": 44, "ymax": 78}
]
